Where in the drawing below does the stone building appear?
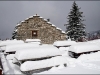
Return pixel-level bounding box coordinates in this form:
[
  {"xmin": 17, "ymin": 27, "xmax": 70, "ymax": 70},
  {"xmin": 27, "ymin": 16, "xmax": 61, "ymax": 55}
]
[{"xmin": 15, "ymin": 14, "xmax": 66, "ymax": 44}]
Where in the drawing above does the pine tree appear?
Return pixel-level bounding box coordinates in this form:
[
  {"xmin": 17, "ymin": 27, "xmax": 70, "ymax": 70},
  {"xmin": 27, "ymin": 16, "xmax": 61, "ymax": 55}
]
[
  {"xmin": 65, "ymin": 1, "xmax": 87, "ymax": 42},
  {"xmin": 12, "ymin": 27, "xmax": 17, "ymax": 39}
]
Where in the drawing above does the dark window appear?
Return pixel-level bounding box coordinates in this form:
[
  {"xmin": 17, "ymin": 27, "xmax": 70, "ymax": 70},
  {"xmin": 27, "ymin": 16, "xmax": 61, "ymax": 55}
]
[{"xmin": 32, "ymin": 30, "xmax": 38, "ymax": 38}]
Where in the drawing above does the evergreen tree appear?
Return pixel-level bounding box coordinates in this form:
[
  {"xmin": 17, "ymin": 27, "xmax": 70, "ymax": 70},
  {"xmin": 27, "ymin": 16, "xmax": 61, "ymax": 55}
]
[
  {"xmin": 65, "ymin": 1, "xmax": 87, "ymax": 42},
  {"xmin": 12, "ymin": 27, "xmax": 17, "ymax": 39}
]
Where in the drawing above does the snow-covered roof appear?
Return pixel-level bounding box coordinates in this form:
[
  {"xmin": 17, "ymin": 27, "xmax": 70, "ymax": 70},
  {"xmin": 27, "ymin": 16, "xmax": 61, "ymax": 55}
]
[
  {"xmin": 44, "ymin": 19, "xmax": 47, "ymax": 21},
  {"xmin": 47, "ymin": 22, "xmax": 52, "ymax": 24},
  {"xmin": 6, "ymin": 54, "xmax": 15, "ymax": 60},
  {"xmin": 16, "ymin": 14, "xmax": 66, "ymax": 34},
  {"xmin": 59, "ymin": 47, "xmax": 69, "ymax": 51},
  {"xmin": 53, "ymin": 40, "xmax": 77, "ymax": 47},
  {"xmin": 15, "ymin": 46, "xmax": 62, "ymax": 61},
  {"xmin": 39, "ymin": 17, "xmax": 43, "ymax": 18},
  {"xmin": 5, "ymin": 43, "xmax": 40, "ymax": 52},
  {"xmin": 21, "ymin": 20, "xmax": 25, "ymax": 23},
  {"xmin": 0, "ymin": 46, "xmax": 6, "ymax": 51},
  {"xmin": 20, "ymin": 56, "xmax": 68, "ymax": 71},
  {"xmin": 56, "ymin": 27, "xmax": 62, "ymax": 30},
  {"xmin": 62, "ymin": 31, "xmax": 66, "ymax": 34},
  {"xmin": 16, "ymin": 24, "xmax": 21, "ymax": 27},
  {"xmin": 33, "ymin": 14, "xmax": 40, "ymax": 17},
  {"xmin": 68, "ymin": 43, "xmax": 100, "ymax": 53},
  {"xmin": 88, "ymin": 39, "xmax": 100, "ymax": 44},
  {"xmin": 51, "ymin": 24, "xmax": 56, "ymax": 27},
  {"xmin": 78, "ymin": 51, "xmax": 100, "ymax": 61},
  {"xmin": 0, "ymin": 40, "xmax": 24, "ymax": 47}
]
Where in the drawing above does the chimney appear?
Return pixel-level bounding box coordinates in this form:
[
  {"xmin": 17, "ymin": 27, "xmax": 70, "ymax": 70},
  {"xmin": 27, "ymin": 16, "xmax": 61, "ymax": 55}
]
[{"xmin": 47, "ymin": 18, "xmax": 50, "ymax": 22}]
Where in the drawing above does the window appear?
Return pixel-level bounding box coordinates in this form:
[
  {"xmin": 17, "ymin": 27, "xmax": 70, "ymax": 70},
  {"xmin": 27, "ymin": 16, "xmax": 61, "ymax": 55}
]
[{"xmin": 32, "ymin": 30, "xmax": 38, "ymax": 38}]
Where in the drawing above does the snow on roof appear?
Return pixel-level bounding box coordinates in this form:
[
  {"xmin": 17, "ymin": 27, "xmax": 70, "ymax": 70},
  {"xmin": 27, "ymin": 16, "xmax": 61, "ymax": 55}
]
[
  {"xmin": 88, "ymin": 39, "xmax": 100, "ymax": 44},
  {"xmin": 68, "ymin": 43, "xmax": 100, "ymax": 53},
  {"xmin": 25, "ymin": 39, "xmax": 41, "ymax": 42},
  {"xmin": 5, "ymin": 43, "xmax": 40, "ymax": 52},
  {"xmin": 59, "ymin": 47, "xmax": 69, "ymax": 51},
  {"xmin": 6, "ymin": 54, "xmax": 15, "ymax": 60},
  {"xmin": 0, "ymin": 40, "xmax": 24, "ymax": 47},
  {"xmin": 29, "ymin": 16, "xmax": 33, "ymax": 18},
  {"xmin": 0, "ymin": 46, "xmax": 6, "ymax": 51},
  {"xmin": 17, "ymin": 14, "xmax": 66, "ymax": 34},
  {"xmin": 53, "ymin": 40, "xmax": 77, "ymax": 46},
  {"xmin": 16, "ymin": 24, "xmax": 21, "ymax": 27},
  {"xmin": 56, "ymin": 27, "xmax": 66, "ymax": 34},
  {"xmin": 33, "ymin": 14, "xmax": 40, "ymax": 16},
  {"xmin": 56, "ymin": 27, "xmax": 62, "ymax": 30},
  {"xmin": 21, "ymin": 20, "xmax": 25, "ymax": 23},
  {"xmin": 78, "ymin": 51, "xmax": 100, "ymax": 61},
  {"xmin": 39, "ymin": 17, "xmax": 43, "ymax": 18},
  {"xmin": 52, "ymin": 24, "xmax": 56, "ymax": 27},
  {"xmin": 43, "ymin": 19, "xmax": 47, "ymax": 21},
  {"xmin": 47, "ymin": 22, "xmax": 52, "ymax": 24},
  {"xmin": 62, "ymin": 31, "xmax": 66, "ymax": 33},
  {"xmin": 15, "ymin": 46, "xmax": 62, "ymax": 61},
  {"xmin": 14, "ymin": 29, "xmax": 18, "ymax": 32},
  {"xmin": 20, "ymin": 56, "xmax": 68, "ymax": 71}
]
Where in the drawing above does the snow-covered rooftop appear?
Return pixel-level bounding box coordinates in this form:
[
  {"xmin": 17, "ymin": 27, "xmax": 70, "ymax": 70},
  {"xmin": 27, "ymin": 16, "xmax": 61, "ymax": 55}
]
[
  {"xmin": 53, "ymin": 40, "xmax": 77, "ymax": 47},
  {"xmin": 16, "ymin": 14, "xmax": 66, "ymax": 34},
  {"xmin": 0, "ymin": 40, "xmax": 24, "ymax": 47},
  {"xmin": 5, "ymin": 43, "xmax": 40, "ymax": 52},
  {"xmin": 68, "ymin": 43, "xmax": 100, "ymax": 53},
  {"xmin": 78, "ymin": 51, "xmax": 100, "ymax": 61},
  {"xmin": 6, "ymin": 54, "xmax": 15, "ymax": 60},
  {"xmin": 20, "ymin": 56, "xmax": 68, "ymax": 71},
  {"xmin": 15, "ymin": 46, "xmax": 62, "ymax": 61}
]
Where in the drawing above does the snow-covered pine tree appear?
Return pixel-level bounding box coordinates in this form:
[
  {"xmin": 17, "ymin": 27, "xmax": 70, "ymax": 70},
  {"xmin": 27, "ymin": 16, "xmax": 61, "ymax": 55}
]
[
  {"xmin": 12, "ymin": 26, "xmax": 17, "ymax": 39},
  {"xmin": 65, "ymin": 1, "xmax": 87, "ymax": 42}
]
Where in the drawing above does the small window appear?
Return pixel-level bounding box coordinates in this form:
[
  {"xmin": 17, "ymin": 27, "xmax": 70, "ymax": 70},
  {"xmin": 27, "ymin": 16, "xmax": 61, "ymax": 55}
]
[{"xmin": 32, "ymin": 30, "xmax": 38, "ymax": 38}]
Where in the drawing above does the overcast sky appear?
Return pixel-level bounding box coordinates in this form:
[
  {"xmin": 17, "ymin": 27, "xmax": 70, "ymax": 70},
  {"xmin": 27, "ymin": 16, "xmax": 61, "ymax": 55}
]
[{"xmin": 0, "ymin": 1, "xmax": 100, "ymax": 39}]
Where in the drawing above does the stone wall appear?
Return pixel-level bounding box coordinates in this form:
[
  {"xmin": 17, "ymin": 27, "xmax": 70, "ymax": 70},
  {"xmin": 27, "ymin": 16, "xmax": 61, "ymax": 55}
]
[{"xmin": 15, "ymin": 15, "xmax": 66, "ymax": 44}]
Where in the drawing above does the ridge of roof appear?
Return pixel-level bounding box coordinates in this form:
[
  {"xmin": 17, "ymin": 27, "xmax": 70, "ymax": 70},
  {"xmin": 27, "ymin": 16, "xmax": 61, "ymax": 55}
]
[{"xmin": 16, "ymin": 14, "xmax": 66, "ymax": 34}]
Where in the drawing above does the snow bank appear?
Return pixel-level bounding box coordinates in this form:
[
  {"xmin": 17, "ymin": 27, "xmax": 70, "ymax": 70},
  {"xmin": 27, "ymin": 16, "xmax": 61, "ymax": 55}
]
[
  {"xmin": 6, "ymin": 54, "xmax": 15, "ymax": 60},
  {"xmin": 68, "ymin": 43, "xmax": 100, "ymax": 53},
  {"xmin": 5, "ymin": 43, "xmax": 39, "ymax": 52},
  {"xmin": 25, "ymin": 39, "xmax": 41, "ymax": 42},
  {"xmin": 25, "ymin": 39, "xmax": 41, "ymax": 45},
  {"xmin": 53, "ymin": 40, "xmax": 77, "ymax": 47},
  {"xmin": 15, "ymin": 46, "xmax": 62, "ymax": 61},
  {"xmin": 8, "ymin": 60, "xmax": 23, "ymax": 74},
  {"xmin": 20, "ymin": 56, "xmax": 68, "ymax": 71},
  {"xmin": 0, "ymin": 53, "xmax": 10, "ymax": 74}
]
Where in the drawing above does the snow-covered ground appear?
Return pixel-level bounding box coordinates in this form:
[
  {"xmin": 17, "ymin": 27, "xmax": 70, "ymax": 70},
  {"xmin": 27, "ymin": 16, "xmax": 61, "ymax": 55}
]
[{"xmin": 0, "ymin": 39, "xmax": 100, "ymax": 74}]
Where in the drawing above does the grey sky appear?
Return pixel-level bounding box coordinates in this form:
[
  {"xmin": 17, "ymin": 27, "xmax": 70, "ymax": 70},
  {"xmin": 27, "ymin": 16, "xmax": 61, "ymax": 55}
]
[{"xmin": 0, "ymin": 1, "xmax": 100, "ymax": 39}]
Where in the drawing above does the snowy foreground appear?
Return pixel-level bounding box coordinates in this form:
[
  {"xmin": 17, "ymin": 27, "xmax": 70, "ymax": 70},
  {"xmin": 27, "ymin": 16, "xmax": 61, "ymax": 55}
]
[{"xmin": 0, "ymin": 39, "xmax": 100, "ymax": 74}]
